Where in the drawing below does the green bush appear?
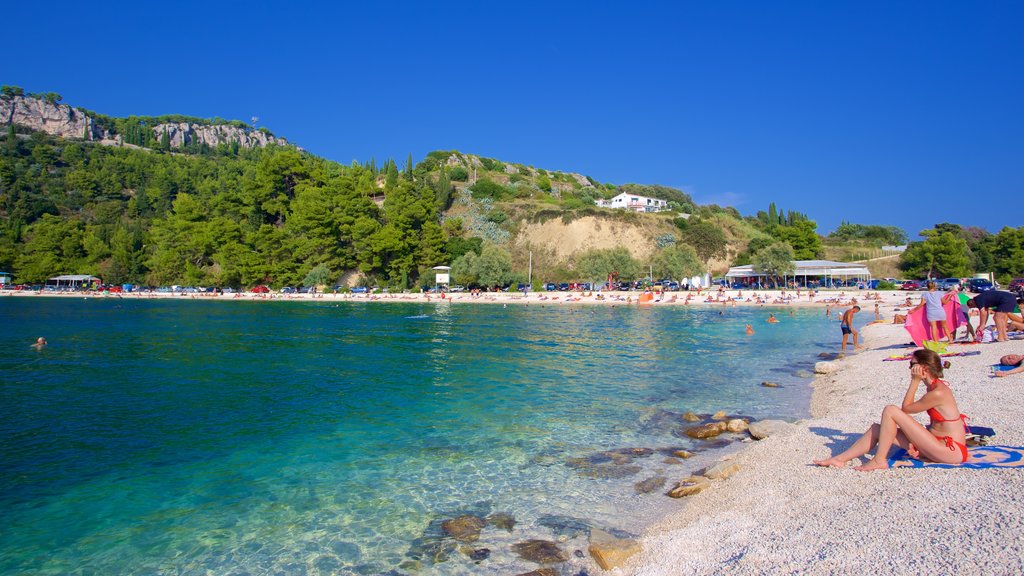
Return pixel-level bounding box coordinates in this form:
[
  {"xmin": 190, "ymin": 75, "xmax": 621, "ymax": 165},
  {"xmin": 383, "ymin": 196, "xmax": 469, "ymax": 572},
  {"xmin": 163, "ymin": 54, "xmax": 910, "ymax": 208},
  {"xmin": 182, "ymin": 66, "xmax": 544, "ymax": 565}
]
[
  {"xmin": 876, "ymin": 280, "xmax": 897, "ymax": 290},
  {"xmin": 448, "ymin": 166, "xmax": 469, "ymax": 181},
  {"xmin": 469, "ymin": 178, "xmax": 510, "ymax": 200}
]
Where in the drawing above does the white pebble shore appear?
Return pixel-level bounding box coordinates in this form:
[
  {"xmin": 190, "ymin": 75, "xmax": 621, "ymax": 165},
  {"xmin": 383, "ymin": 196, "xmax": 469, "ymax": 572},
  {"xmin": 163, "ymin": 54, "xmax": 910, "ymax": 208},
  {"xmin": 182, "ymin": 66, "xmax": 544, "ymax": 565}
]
[{"xmin": 625, "ymin": 314, "xmax": 1024, "ymax": 575}]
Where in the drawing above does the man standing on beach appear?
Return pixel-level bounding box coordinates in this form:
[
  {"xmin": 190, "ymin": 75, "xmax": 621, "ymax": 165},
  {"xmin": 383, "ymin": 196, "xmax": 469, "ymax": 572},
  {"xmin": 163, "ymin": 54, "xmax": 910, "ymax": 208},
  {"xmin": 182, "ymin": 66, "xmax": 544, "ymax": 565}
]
[{"xmin": 840, "ymin": 305, "xmax": 862, "ymax": 352}]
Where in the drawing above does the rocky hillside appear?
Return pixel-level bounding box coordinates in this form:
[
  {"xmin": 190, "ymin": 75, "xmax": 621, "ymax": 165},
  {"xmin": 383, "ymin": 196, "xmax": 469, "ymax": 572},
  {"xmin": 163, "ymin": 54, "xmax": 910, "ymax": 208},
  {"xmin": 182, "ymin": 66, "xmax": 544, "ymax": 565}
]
[
  {"xmin": 1, "ymin": 91, "xmax": 288, "ymax": 150},
  {"xmin": 1, "ymin": 93, "xmax": 107, "ymax": 141}
]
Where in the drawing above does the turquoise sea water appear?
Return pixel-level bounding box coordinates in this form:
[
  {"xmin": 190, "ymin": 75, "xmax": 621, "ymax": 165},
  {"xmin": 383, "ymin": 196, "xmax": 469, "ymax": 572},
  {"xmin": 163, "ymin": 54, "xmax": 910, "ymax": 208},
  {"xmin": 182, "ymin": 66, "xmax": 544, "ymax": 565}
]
[{"xmin": 0, "ymin": 297, "xmax": 839, "ymax": 575}]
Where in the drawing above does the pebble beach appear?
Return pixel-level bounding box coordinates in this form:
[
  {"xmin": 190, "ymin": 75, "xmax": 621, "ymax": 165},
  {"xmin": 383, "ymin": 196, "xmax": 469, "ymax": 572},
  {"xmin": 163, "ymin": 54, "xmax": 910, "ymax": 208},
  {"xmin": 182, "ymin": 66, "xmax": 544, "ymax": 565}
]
[{"xmin": 625, "ymin": 298, "xmax": 1024, "ymax": 575}]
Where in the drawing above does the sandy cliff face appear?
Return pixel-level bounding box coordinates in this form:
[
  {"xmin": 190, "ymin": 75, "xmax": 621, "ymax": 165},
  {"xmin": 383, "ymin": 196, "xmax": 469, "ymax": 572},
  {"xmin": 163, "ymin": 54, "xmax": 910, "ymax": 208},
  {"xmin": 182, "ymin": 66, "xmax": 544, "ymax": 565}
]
[{"xmin": 0, "ymin": 95, "xmax": 105, "ymax": 140}]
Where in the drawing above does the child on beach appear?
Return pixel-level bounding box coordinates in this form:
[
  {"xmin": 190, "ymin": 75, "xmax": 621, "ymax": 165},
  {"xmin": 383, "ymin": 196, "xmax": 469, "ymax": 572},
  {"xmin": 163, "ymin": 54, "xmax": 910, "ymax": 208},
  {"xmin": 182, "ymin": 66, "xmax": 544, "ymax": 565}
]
[{"xmin": 814, "ymin": 348, "xmax": 969, "ymax": 470}]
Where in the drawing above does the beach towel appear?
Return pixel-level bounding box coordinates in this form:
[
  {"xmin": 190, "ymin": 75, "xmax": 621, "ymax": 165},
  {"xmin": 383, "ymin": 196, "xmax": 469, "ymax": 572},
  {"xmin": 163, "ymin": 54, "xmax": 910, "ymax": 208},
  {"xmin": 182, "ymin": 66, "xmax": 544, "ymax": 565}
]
[
  {"xmin": 904, "ymin": 296, "xmax": 965, "ymax": 346},
  {"xmin": 888, "ymin": 445, "xmax": 1024, "ymax": 469},
  {"xmin": 882, "ymin": 351, "xmax": 980, "ymax": 361}
]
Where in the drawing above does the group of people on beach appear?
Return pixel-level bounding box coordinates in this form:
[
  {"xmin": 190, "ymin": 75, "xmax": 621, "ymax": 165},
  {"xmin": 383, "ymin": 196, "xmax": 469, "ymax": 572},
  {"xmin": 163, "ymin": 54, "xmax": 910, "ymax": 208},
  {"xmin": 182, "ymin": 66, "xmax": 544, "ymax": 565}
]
[{"xmin": 816, "ymin": 283, "xmax": 1024, "ymax": 471}]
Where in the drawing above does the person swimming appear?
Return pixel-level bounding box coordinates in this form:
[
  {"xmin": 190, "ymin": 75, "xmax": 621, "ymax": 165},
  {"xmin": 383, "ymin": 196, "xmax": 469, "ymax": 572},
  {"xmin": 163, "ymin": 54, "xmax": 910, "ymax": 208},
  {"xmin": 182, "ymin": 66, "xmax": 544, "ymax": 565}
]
[{"xmin": 32, "ymin": 337, "xmax": 46, "ymax": 349}]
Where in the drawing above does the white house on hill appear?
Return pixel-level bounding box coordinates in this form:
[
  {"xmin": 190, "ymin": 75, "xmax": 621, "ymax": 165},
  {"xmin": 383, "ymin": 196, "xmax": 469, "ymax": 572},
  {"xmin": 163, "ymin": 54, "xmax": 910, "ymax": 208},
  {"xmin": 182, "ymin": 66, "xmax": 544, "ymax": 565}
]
[{"xmin": 596, "ymin": 192, "xmax": 668, "ymax": 213}]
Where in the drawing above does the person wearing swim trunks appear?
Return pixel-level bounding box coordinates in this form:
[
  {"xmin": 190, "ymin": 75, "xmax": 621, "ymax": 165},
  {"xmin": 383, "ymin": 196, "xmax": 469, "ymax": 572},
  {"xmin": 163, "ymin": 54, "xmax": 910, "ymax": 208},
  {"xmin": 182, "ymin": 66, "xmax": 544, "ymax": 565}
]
[
  {"xmin": 966, "ymin": 290, "xmax": 1020, "ymax": 343},
  {"xmin": 840, "ymin": 305, "xmax": 861, "ymax": 352},
  {"xmin": 814, "ymin": 348, "xmax": 970, "ymax": 470}
]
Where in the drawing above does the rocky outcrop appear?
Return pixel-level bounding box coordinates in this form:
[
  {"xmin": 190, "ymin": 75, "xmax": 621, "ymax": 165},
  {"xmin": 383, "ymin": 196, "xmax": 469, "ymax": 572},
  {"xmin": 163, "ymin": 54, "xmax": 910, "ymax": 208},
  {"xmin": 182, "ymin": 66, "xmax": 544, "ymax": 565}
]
[
  {"xmin": 0, "ymin": 94, "xmax": 288, "ymax": 151},
  {"xmin": 151, "ymin": 122, "xmax": 288, "ymax": 149},
  {"xmin": 1, "ymin": 95, "xmax": 106, "ymax": 140}
]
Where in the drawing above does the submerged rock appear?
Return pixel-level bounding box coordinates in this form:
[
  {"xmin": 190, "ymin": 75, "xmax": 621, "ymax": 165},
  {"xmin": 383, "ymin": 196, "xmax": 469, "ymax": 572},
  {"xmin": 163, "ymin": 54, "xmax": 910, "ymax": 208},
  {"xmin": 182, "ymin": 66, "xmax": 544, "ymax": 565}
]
[
  {"xmin": 576, "ymin": 464, "xmax": 642, "ymax": 479},
  {"xmin": 486, "ymin": 512, "xmax": 516, "ymax": 532},
  {"xmin": 682, "ymin": 411, "xmax": 702, "ymax": 422},
  {"xmin": 672, "ymin": 449, "xmax": 694, "ymax": 459},
  {"xmin": 515, "ymin": 569, "xmax": 558, "ymax": 576},
  {"xmin": 684, "ymin": 422, "xmax": 727, "ymax": 439},
  {"xmin": 761, "ymin": 381, "xmax": 780, "ymax": 388},
  {"xmin": 468, "ymin": 548, "xmax": 491, "ymax": 561},
  {"xmin": 607, "ymin": 447, "xmax": 655, "ymax": 458},
  {"xmin": 513, "ymin": 540, "xmax": 570, "ymax": 564},
  {"xmin": 441, "ymin": 515, "xmax": 486, "ymax": 542},
  {"xmin": 634, "ymin": 476, "xmax": 668, "ymax": 494},
  {"xmin": 538, "ymin": 514, "xmax": 592, "ymax": 538},
  {"xmin": 711, "ymin": 410, "xmax": 728, "ymax": 420}
]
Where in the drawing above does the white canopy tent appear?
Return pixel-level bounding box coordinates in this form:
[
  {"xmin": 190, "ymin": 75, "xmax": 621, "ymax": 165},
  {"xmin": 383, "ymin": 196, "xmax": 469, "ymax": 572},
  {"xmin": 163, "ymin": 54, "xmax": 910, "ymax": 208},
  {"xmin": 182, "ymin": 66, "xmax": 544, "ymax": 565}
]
[{"xmin": 725, "ymin": 260, "xmax": 872, "ymax": 288}]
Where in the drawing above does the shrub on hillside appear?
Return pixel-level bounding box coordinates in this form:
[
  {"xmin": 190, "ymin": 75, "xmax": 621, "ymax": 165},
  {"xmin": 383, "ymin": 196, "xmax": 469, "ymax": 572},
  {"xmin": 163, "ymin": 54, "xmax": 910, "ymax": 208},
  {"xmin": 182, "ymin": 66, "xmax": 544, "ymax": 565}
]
[
  {"xmin": 448, "ymin": 166, "xmax": 469, "ymax": 181},
  {"xmin": 469, "ymin": 178, "xmax": 511, "ymax": 200}
]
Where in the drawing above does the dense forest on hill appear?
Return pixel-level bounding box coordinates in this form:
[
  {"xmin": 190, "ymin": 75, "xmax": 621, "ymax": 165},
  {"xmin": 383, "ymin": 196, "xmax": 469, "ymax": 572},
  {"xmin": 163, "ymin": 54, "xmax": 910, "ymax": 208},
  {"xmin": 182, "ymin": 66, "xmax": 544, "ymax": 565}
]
[
  {"xmin": 0, "ymin": 127, "xmax": 467, "ymax": 288},
  {"xmin": 4, "ymin": 87, "xmax": 1022, "ymax": 289}
]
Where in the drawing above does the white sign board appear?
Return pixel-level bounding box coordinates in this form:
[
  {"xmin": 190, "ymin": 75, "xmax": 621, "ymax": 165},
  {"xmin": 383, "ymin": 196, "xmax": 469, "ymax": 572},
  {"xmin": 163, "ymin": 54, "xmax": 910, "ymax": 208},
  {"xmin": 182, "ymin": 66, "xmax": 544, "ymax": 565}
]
[{"xmin": 436, "ymin": 273, "xmax": 450, "ymax": 284}]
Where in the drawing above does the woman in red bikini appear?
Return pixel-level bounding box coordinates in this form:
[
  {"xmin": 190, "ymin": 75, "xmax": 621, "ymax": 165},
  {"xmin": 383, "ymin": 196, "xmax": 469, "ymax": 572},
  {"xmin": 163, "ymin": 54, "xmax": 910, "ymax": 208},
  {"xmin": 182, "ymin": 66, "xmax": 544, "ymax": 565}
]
[{"xmin": 814, "ymin": 348, "xmax": 969, "ymax": 471}]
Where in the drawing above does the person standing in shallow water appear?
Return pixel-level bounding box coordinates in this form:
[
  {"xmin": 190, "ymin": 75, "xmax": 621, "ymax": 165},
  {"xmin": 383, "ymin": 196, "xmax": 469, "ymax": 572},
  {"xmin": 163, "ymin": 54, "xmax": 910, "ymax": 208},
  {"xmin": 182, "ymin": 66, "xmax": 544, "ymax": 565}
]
[
  {"xmin": 813, "ymin": 348, "xmax": 968, "ymax": 470},
  {"xmin": 840, "ymin": 305, "xmax": 862, "ymax": 351}
]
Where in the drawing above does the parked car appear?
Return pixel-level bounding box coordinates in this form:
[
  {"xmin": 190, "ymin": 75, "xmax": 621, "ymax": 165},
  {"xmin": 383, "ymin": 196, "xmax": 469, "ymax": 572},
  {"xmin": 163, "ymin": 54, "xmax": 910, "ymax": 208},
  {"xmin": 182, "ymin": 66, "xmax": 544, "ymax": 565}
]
[
  {"xmin": 1008, "ymin": 278, "xmax": 1024, "ymax": 292},
  {"xmin": 544, "ymin": 282, "xmax": 557, "ymax": 291},
  {"xmin": 251, "ymin": 285, "xmax": 270, "ymax": 293},
  {"xmin": 449, "ymin": 285, "xmax": 466, "ymax": 292},
  {"xmin": 934, "ymin": 278, "xmax": 962, "ymax": 291},
  {"xmin": 558, "ymin": 283, "xmax": 570, "ymax": 291},
  {"xmin": 966, "ymin": 278, "xmax": 995, "ymax": 293},
  {"xmin": 281, "ymin": 287, "xmax": 297, "ymax": 294},
  {"xmin": 350, "ymin": 286, "xmax": 369, "ymax": 293},
  {"xmin": 901, "ymin": 280, "xmax": 921, "ymax": 291}
]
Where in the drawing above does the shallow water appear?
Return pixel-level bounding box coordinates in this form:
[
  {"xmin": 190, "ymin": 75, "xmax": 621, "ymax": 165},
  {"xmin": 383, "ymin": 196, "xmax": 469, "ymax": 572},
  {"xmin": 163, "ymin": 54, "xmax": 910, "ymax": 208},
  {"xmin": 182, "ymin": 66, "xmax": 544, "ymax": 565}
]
[{"xmin": 0, "ymin": 297, "xmax": 839, "ymax": 574}]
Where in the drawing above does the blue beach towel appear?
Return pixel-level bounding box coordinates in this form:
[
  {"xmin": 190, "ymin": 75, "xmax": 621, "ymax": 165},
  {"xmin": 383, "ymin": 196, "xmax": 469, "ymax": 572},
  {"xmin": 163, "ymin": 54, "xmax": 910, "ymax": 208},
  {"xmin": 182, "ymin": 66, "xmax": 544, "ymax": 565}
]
[{"xmin": 888, "ymin": 445, "xmax": 1024, "ymax": 469}]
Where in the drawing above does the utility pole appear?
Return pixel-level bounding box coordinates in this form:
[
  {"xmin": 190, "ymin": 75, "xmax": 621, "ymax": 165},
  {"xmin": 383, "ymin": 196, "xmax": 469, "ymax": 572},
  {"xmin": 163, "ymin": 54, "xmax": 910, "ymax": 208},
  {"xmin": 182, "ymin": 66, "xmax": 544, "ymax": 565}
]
[{"xmin": 528, "ymin": 251, "xmax": 533, "ymax": 285}]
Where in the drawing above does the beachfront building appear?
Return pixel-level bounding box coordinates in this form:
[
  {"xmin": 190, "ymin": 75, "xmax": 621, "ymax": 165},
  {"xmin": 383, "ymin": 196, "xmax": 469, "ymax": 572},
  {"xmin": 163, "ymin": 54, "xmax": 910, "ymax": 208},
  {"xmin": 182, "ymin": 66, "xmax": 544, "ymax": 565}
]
[
  {"xmin": 46, "ymin": 274, "xmax": 101, "ymax": 290},
  {"xmin": 596, "ymin": 192, "xmax": 668, "ymax": 213},
  {"xmin": 0, "ymin": 272, "xmax": 11, "ymax": 286},
  {"xmin": 725, "ymin": 260, "xmax": 872, "ymax": 288}
]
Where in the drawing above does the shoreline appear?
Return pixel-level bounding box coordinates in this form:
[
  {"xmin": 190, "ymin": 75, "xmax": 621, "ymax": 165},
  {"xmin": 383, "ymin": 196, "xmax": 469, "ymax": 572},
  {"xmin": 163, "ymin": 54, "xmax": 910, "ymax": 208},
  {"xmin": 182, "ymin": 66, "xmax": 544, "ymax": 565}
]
[
  {"xmin": 2, "ymin": 287, "xmax": 875, "ymax": 310},
  {"xmin": 625, "ymin": 298, "xmax": 1024, "ymax": 575}
]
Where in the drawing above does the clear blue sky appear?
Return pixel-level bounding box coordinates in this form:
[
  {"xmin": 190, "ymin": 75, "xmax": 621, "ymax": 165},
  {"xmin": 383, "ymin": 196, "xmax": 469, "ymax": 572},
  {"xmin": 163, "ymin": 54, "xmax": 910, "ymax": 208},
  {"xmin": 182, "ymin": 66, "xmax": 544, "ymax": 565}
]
[{"xmin": 7, "ymin": 1, "xmax": 1022, "ymax": 239}]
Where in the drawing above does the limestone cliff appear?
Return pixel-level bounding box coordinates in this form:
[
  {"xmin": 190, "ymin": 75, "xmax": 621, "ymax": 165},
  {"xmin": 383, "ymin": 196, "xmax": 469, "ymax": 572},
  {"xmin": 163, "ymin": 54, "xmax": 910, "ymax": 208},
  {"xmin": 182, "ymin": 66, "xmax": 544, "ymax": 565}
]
[
  {"xmin": 1, "ymin": 93, "xmax": 288, "ymax": 150},
  {"xmin": 151, "ymin": 122, "xmax": 288, "ymax": 149},
  {"xmin": 0, "ymin": 94, "xmax": 106, "ymax": 140}
]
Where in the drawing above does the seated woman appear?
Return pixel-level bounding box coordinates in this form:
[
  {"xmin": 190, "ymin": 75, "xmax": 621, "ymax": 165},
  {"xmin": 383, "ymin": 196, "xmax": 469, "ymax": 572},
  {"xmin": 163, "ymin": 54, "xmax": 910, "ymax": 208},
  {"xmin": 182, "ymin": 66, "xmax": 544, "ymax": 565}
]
[
  {"xmin": 814, "ymin": 348, "xmax": 969, "ymax": 471},
  {"xmin": 995, "ymin": 354, "xmax": 1024, "ymax": 378}
]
